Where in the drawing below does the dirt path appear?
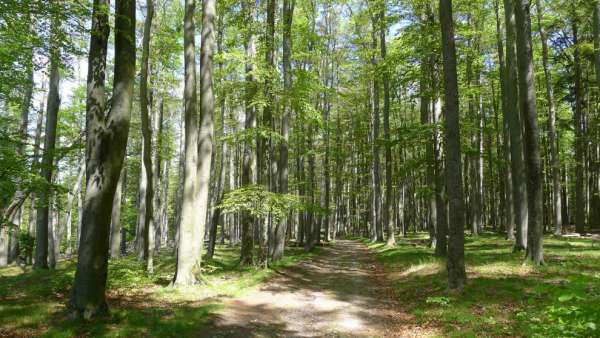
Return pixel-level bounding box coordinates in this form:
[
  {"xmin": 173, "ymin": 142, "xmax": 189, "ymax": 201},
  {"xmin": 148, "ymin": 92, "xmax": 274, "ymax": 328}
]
[{"xmin": 197, "ymin": 240, "xmax": 432, "ymax": 337}]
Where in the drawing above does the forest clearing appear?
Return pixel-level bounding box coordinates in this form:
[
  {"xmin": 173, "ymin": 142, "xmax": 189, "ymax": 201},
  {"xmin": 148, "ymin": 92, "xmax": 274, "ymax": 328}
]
[{"xmin": 2, "ymin": 0, "xmax": 600, "ymax": 336}]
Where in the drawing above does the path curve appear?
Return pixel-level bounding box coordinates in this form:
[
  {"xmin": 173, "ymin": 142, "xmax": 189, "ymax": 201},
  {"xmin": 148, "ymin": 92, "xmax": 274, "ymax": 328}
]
[{"xmin": 197, "ymin": 240, "xmax": 432, "ymax": 337}]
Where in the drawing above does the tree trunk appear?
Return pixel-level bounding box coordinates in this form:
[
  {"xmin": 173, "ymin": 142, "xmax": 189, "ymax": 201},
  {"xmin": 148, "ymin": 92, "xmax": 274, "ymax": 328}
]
[
  {"xmin": 173, "ymin": 0, "xmax": 202, "ymax": 286},
  {"xmin": 439, "ymin": 0, "xmax": 466, "ymax": 291},
  {"xmin": 70, "ymin": 0, "xmax": 135, "ymax": 317},
  {"xmin": 139, "ymin": 0, "xmax": 155, "ymax": 273},
  {"xmin": 197, "ymin": 0, "xmax": 216, "ymax": 266},
  {"xmin": 514, "ymin": 0, "xmax": 543, "ymax": 265},
  {"xmin": 34, "ymin": 12, "xmax": 61, "ymax": 270},
  {"xmin": 110, "ymin": 167, "xmax": 125, "ymax": 258},
  {"xmin": 535, "ymin": 0, "xmax": 562, "ymax": 235},
  {"xmin": 573, "ymin": 17, "xmax": 586, "ymax": 235},
  {"xmin": 273, "ymin": 0, "xmax": 295, "ymax": 261},
  {"xmin": 504, "ymin": 0, "xmax": 528, "ymax": 250},
  {"xmin": 371, "ymin": 16, "xmax": 383, "ymax": 243},
  {"xmin": 240, "ymin": 0, "xmax": 257, "ymax": 266},
  {"xmin": 65, "ymin": 158, "xmax": 85, "ymax": 257},
  {"xmin": 595, "ymin": 1, "xmax": 600, "ymax": 90},
  {"xmin": 380, "ymin": 5, "xmax": 395, "ymax": 247}
]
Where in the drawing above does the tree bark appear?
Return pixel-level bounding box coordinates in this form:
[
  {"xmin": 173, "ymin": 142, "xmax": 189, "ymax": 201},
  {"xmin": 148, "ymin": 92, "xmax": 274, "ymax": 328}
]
[
  {"xmin": 110, "ymin": 167, "xmax": 125, "ymax": 258},
  {"xmin": 240, "ymin": 0, "xmax": 257, "ymax": 266},
  {"xmin": 380, "ymin": 4, "xmax": 395, "ymax": 247},
  {"xmin": 197, "ymin": 0, "xmax": 216, "ymax": 266},
  {"xmin": 273, "ymin": 0, "xmax": 295, "ymax": 261},
  {"xmin": 173, "ymin": 0, "xmax": 202, "ymax": 286},
  {"xmin": 504, "ymin": 0, "xmax": 528, "ymax": 250},
  {"xmin": 140, "ymin": 0, "xmax": 155, "ymax": 273},
  {"xmin": 514, "ymin": 0, "xmax": 543, "ymax": 265},
  {"xmin": 535, "ymin": 0, "xmax": 562, "ymax": 235},
  {"xmin": 439, "ymin": 0, "xmax": 466, "ymax": 291},
  {"xmin": 34, "ymin": 11, "xmax": 61, "ymax": 270},
  {"xmin": 573, "ymin": 16, "xmax": 586, "ymax": 235},
  {"xmin": 70, "ymin": 0, "xmax": 135, "ymax": 317}
]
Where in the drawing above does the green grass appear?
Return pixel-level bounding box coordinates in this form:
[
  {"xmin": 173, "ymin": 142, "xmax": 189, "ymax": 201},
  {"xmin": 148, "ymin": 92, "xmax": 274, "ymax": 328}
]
[
  {"xmin": 0, "ymin": 245, "xmax": 317, "ymax": 337},
  {"xmin": 365, "ymin": 234, "xmax": 600, "ymax": 337}
]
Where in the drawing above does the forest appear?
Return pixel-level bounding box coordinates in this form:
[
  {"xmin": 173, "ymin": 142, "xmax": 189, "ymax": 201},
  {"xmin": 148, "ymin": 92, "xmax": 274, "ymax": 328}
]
[{"xmin": 1, "ymin": 0, "xmax": 600, "ymax": 336}]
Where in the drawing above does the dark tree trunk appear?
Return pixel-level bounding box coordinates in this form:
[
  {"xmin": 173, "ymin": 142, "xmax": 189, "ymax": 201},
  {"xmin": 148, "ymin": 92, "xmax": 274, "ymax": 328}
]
[
  {"xmin": 504, "ymin": 0, "xmax": 528, "ymax": 249},
  {"xmin": 514, "ymin": 0, "xmax": 544, "ymax": 265},
  {"xmin": 71, "ymin": 0, "xmax": 135, "ymax": 317},
  {"xmin": 439, "ymin": 0, "xmax": 466, "ymax": 291}
]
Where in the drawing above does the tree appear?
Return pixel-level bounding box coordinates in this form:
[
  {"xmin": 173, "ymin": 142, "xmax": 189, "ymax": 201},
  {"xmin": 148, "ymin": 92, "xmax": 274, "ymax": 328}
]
[
  {"xmin": 503, "ymin": 0, "xmax": 528, "ymax": 250},
  {"xmin": 71, "ymin": 0, "xmax": 136, "ymax": 317},
  {"xmin": 273, "ymin": 0, "xmax": 295, "ymax": 261},
  {"xmin": 140, "ymin": 0, "xmax": 155, "ymax": 273},
  {"xmin": 197, "ymin": 0, "xmax": 216, "ymax": 267},
  {"xmin": 379, "ymin": 2, "xmax": 395, "ymax": 248},
  {"xmin": 514, "ymin": 0, "xmax": 543, "ymax": 265},
  {"xmin": 535, "ymin": 0, "xmax": 562, "ymax": 235},
  {"xmin": 439, "ymin": 0, "xmax": 466, "ymax": 290},
  {"xmin": 34, "ymin": 7, "xmax": 61, "ymax": 270},
  {"xmin": 173, "ymin": 0, "xmax": 201, "ymax": 286},
  {"xmin": 240, "ymin": 0, "xmax": 257, "ymax": 266}
]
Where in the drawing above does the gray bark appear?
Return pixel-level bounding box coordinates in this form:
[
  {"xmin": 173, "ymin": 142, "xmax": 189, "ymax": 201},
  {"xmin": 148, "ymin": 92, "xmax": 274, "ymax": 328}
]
[
  {"xmin": 173, "ymin": 0, "xmax": 202, "ymax": 286},
  {"xmin": 380, "ymin": 5, "xmax": 395, "ymax": 247},
  {"xmin": 240, "ymin": 0, "xmax": 257, "ymax": 266},
  {"xmin": 535, "ymin": 0, "xmax": 562, "ymax": 235},
  {"xmin": 197, "ymin": 0, "xmax": 216, "ymax": 265},
  {"xmin": 140, "ymin": 0, "xmax": 155, "ymax": 273},
  {"xmin": 514, "ymin": 0, "xmax": 544, "ymax": 265},
  {"xmin": 273, "ymin": 0, "xmax": 295, "ymax": 261},
  {"xmin": 34, "ymin": 13, "xmax": 61, "ymax": 269},
  {"xmin": 573, "ymin": 17, "xmax": 585, "ymax": 235},
  {"xmin": 439, "ymin": 0, "xmax": 466, "ymax": 290},
  {"xmin": 71, "ymin": 0, "xmax": 135, "ymax": 317},
  {"xmin": 110, "ymin": 167, "xmax": 125, "ymax": 258},
  {"xmin": 504, "ymin": 0, "xmax": 528, "ymax": 249}
]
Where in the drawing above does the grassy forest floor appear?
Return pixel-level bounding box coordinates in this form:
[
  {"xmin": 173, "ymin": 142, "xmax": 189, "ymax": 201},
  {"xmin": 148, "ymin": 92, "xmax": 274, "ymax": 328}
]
[
  {"xmin": 0, "ymin": 245, "xmax": 317, "ymax": 337},
  {"xmin": 1, "ymin": 234, "xmax": 600, "ymax": 337},
  {"xmin": 366, "ymin": 233, "xmax": 600, "ymax": 337}
]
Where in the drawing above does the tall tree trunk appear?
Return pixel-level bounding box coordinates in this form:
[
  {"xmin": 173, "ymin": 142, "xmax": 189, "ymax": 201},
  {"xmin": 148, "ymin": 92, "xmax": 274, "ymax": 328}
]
[
  {"xmin": 273, "ymin": 0, "xmax": 295, "ymax": 261},
  {"xmin": 173, "ymin": 0, "xmax": 201, "ymax": 286},
  {"xmin": 535, "ymin": 0, "xmax": 562, "ymax": 235},
  {"xmin": 514, "ymin": 0, "xmax": 543, "ymax": 265},
  {"xmin": 34, "ymin": 11, "xmax": 61, "ymax": 270},
  {"xmin": 240, "ymin": 0, "xmax": 257, "ymax": 266},
  {"xmin": 140, "ymin": 0, "xmax": 155, "ymax": 273},
  {"xmin": 197, "ymin": 0, "xmax": 216, "ymax": 266},
  {"xmin": 27, "ymin": 100, "xmax": 45, "ymax": 265},
  {"xmin": 71, "ymin": 0, "xmax": 135, "ymax": 317},
  {"xmin": 370, "ymin": 16, "xmax": 383, "ymax": 243},
  {"xmin": 380, "ymin": 5, "xmax": 395, "ymax": 247},
  {"xmin": 504, "ymin": 0, "xmax": 528, "ymax": 250},
  {"xmin": 573, "ymin": 16, "xmax": 586, "ymax": 235},
  {"xmin": 153, "ymin": 100, "xmax": 164, "ymax": 249},
  {"xmin": 439, "ymin": 0, "xmax": 466, "ymax": 291}
]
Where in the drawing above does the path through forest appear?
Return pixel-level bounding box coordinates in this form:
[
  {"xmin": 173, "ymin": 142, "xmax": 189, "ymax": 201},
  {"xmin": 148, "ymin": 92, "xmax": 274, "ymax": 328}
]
[{"xmin": 197, "ymin": 240, "xmax": 436, "ymax": 337}]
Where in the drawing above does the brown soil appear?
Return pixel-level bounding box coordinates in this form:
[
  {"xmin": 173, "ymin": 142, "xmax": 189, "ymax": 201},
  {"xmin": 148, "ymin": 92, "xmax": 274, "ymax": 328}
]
[{"xmin": 196, "ymin": 240, "xmax": 438, "ymax": 338}]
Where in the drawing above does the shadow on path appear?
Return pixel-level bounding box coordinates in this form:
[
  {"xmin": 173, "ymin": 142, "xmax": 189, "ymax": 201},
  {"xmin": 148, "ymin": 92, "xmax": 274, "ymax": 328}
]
[{"xmin": 197, "ymin": 240, "xmax": 436, "ymax": 337}]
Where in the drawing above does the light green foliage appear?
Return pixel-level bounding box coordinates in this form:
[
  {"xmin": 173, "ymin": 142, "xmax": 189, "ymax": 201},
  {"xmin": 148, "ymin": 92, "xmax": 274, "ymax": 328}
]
[{"xmin": 218, "ymin": 184, "xmax": 308, "ymax": 222}]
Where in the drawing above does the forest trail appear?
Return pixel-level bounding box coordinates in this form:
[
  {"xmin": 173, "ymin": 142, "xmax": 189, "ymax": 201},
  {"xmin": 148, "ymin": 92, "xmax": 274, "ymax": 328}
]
[{"xmin": 197, "ymin": 240, "xmax": 435, "ymax": 337}]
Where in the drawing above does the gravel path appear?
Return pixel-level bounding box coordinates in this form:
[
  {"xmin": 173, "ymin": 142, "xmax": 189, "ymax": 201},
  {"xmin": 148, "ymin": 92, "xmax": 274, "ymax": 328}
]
[{"xmin": 197, "ymin": 240, "xmax": 435, "ymax": 337}]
